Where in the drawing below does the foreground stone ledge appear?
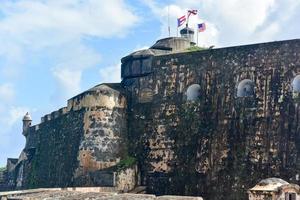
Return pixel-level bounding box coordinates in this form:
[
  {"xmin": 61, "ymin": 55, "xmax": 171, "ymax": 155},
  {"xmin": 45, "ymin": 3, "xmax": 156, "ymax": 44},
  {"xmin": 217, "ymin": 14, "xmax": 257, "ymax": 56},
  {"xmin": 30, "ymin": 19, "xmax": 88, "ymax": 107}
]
[
  {"xmin": 0, "ymin": 188, "xmax": 203, "ymax": 200},
  {"xmin": 156, "ymin": 195, "xmax": 203, "ymax": 200}
]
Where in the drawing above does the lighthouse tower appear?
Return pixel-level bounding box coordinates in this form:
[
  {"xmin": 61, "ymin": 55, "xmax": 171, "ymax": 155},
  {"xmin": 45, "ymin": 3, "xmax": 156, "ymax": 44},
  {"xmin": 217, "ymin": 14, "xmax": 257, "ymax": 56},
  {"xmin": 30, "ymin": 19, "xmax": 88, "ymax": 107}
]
[{"xmin": 22, "ymin": 112, "xmax": 32, "ymax": 137}]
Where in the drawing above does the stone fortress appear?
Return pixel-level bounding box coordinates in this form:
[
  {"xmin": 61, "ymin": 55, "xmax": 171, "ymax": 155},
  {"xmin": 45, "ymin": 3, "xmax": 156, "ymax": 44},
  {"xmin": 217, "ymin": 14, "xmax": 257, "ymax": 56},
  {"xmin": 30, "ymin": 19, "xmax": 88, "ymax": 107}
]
[{"xmin": 0, "ymin": 26, "xmax": 300, "ymax": 200}]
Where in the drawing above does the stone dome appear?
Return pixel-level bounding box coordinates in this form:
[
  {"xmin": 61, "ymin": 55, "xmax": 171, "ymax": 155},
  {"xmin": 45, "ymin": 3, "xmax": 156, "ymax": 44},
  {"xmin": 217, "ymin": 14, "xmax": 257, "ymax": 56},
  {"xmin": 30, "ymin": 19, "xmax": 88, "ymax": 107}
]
[
  {"xmin": 23, "ymin": 112, "xmax": 32, "ymax": 121},
  {"xmin": 150, "ymin": 37, "xmax": 191, "ymax": 52},
  {"xmin": 258, "ymin": 178, "xmax": 288, "ymax": 185},
  {"xmin": 180, "ymin": 26, "xmax": 195, "ymax": 35},
  {"xmin": 250, "ymin": 178, "xmax": 289, "ymax": 192},
  {"xmin": 121, "ymin": 49, "xmax": 156, "ymax": 63}
]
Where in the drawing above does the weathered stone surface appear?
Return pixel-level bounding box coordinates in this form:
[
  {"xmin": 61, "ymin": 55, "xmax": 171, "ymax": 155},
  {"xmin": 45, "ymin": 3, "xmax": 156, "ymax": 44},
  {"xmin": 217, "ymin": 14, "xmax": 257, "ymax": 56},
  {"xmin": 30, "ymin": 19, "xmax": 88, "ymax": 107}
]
[
  {"xmin": 157, "ymin": 196, "xmax": 203, "ymax": 200},
  {"xmin": 2, "ymin": 37, "xmax": 300, "ymax": 200},
  {"xmin": 0, "ymin": 189, "xmax": 202, "ymax": 200},
  {"xmin": 125, "ymin": 39, "xmax": 300, "ymax": 199},
  {"xmin": 3, "ymin": 84, "xmax": 137, "ymax": 193}
]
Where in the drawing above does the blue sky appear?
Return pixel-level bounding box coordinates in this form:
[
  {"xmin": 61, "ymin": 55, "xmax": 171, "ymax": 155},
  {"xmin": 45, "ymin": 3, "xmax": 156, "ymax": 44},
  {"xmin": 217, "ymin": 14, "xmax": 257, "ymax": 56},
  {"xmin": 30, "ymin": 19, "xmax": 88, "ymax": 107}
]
[{"xmin": 0, "ymin": 0, "xmax": 300, "ymax": 166}]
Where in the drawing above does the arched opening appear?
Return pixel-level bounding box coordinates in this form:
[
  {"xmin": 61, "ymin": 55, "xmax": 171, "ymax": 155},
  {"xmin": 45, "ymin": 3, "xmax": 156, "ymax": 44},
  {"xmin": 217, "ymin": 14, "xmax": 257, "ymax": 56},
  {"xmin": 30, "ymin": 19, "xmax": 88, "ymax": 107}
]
[
  {"xmin": 187, "ymin": 84, "xmax": 201, "ymax": 101},
  {"xmin": 292, "ymin": 75, "xmax": 300, "ymax": 92},
  {"xmin": 237, "ymin": 79, "xmax": 255, "ymax": 97}
]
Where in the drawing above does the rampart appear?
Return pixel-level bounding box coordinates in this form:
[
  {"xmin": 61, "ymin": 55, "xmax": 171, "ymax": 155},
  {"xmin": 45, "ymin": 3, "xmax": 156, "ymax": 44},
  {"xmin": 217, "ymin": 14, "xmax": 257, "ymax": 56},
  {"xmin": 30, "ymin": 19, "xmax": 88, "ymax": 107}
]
[
  {"xmin": 1, "ymin": 37, "xmax": 300, "ymax": 200},
  {"xmin": 123, "ymin": 39, "xmax": 300, "ymax": 199}
]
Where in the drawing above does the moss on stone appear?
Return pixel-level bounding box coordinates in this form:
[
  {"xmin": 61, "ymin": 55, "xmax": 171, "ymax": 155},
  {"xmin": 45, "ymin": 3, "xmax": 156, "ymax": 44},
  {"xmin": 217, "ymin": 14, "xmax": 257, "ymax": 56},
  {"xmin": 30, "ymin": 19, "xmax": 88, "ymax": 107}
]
[
  {"xmin": 185, "ymin": 46, "xmax": 207, "ymax": 52},
  {"xmin": 0, "ymin": 167, "xmax": 6, "ymax": 172},
  {"xmin": 116, "ymin": 156, "xmax": 136, "ymax": 171}
]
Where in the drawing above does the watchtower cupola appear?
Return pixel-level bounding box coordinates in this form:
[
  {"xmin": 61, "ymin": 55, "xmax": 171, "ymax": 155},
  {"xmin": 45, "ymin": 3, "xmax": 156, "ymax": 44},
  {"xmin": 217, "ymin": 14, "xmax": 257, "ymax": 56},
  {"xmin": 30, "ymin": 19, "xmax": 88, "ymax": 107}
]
[
  {"xmin": 22, "ymin": 112, "xmax": 32, "ymax": 137},
  {"xmin": 180, "ymin": 25, "xmax": 195, "ymax": 44}
]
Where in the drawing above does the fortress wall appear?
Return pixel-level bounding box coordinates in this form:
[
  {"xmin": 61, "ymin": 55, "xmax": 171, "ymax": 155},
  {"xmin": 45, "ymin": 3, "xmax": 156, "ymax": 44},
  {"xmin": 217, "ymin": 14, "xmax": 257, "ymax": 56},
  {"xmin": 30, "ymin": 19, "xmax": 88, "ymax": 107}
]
[
  {"xmin": 38, "ymin": 83, "xmax": 127, "ymax": 125},
  {"xmin": 67, "ymin": 85, "xmax": 126, "ymax": 111},
  {"xmin": 0, "ymin": 169, "xmax": 8, "ymax": 192},
  {"xmin": 127, "ymin": 39, "xmax": 300, "ymax": 199},
  {"xmin": 18, "ymin": 84, "xmax": 129, "ymax": 189},
  {"xmin": 41, "ymin": 107, "xmax": 68, "ymax": 123},
  {"xmin": 24, "ymin": 109, "xmax": 85, "ymax": 188},
  {"xmin": 72, "ymin": 85, "xmax": 128, "ymax": 186}
]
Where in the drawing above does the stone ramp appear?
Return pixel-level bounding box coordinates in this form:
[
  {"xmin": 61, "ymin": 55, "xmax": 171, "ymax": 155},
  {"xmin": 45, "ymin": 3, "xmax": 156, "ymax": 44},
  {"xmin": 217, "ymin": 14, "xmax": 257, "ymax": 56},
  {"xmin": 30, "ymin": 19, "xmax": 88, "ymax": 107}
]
[
  {"xmin": 129, "ymin": 186, "xmax": 147, "ymax": 194},
  {"xmin": 0, "ymin": 188, "xmax": 203, "ymax": 200}
]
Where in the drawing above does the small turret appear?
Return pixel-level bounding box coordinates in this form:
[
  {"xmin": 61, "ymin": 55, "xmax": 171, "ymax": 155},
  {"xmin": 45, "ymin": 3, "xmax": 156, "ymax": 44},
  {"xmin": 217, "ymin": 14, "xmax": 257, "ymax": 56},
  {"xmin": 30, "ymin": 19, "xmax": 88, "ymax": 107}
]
[
  {"xmin": 180, "ymin": 24, "xmax": 195, "ymax": 44},
  {"xmin": 22, "ymin": 112, "xmax": 32, "ymax": 137}
]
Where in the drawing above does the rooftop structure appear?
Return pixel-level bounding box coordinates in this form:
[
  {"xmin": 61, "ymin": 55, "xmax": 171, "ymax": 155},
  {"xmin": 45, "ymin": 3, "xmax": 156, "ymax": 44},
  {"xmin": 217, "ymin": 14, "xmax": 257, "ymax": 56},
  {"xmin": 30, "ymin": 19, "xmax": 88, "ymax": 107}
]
[{"xmin": 248, "ymin": 178, "xmax": 300, "ymax": 200}]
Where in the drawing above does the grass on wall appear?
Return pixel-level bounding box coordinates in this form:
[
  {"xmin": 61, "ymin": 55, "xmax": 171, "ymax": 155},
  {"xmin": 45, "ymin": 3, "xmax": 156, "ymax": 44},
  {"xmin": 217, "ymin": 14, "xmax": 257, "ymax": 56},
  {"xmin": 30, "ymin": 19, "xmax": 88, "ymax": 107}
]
[
  {"xmin": 185, "ymin": 46, "xmax": 208, "ymax": 52},
  {"xmin": 116, "ymin": 156, "xmax": 137, "ymax": 171}
]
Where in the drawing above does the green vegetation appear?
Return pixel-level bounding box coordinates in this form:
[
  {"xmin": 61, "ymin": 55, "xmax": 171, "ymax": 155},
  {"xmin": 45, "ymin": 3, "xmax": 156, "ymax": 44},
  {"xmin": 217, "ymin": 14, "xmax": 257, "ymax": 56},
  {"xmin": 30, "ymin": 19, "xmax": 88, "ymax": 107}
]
[
  {"xmin": 0, "ymin": 167, "xmax": 6, "ymax": 172},
  {"xmin": 116, "ymin": 156, "xmax": 136, "ymax": 171},
  {"xmin": 28, "ymin": 158, "xmax": 38, "ymax": 188},
  {"xmin": 186, "ymin": 46, "xmax": 207, "ymax": 52},
  {"xmin": 168, "ymin": 89, "xmax": 218, "ymax": 196}
]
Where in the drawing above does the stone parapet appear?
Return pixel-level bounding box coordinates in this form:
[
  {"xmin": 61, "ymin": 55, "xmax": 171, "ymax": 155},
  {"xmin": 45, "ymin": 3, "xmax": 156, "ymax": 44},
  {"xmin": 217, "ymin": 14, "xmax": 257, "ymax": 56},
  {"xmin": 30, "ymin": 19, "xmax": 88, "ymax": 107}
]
[{"xmin": 0, "ymin": 188, "xmax": 203, "ymax": 200}]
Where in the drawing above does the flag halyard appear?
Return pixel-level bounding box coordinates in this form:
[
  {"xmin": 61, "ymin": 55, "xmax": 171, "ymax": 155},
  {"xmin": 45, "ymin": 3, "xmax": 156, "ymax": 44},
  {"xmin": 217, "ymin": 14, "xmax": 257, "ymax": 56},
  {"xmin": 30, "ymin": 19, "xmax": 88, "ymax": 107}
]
[{"xmin": 187, "ymin": 9, "xmax": 198, "ymax": 18}]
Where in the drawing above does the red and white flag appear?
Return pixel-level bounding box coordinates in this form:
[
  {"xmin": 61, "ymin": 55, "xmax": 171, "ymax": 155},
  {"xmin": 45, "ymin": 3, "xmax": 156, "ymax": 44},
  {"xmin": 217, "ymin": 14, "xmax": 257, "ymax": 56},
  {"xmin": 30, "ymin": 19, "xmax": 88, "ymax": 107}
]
[
  {"xmin": 187, "ymin": 9, "xmax": 198, "ymax": 18},
  {"xmin": 177, "ymin": 15, "xmax": 186, "ymax": 27}
]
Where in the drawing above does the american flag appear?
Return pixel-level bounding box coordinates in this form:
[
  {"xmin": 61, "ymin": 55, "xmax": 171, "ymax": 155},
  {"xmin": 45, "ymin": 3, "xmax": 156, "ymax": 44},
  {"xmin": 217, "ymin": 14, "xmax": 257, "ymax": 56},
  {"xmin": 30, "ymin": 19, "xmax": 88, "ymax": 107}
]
[
  {"xmin": 187, "ymin": 9, "xmax": 198, "ymax": 17},
  {"xmin": 177, "ymin": 15, "xmax": 186, "ymax": 27},
  {"xmin": 198, "ymin": 23, "xmax": 206, "ymax": 32}
]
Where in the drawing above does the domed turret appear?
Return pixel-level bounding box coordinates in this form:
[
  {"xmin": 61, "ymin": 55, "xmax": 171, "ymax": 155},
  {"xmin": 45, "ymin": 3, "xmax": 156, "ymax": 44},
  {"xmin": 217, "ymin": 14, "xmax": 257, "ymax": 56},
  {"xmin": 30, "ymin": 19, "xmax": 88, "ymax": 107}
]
[
  {"xmin": 180, "ymin": 25, "xmax": 195, "ymax": 44},
  {"xmin": 22, "ymin": 112, "xmax": 32, "ymax": 136},
  {"xmin": 121, "ymin": 37, "xmax": 193, "ymax": 80}
]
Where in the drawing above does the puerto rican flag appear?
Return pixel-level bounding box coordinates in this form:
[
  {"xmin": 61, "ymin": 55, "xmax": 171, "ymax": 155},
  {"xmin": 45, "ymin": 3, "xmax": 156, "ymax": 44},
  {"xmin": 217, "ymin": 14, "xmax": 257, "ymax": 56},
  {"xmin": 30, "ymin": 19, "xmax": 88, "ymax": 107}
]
[
  {"xmin": 187, "ymin": 9, "xmax": 198, "ymax": 18},
  {"xmin": 177, "ymin": 15, "xmax": 186, "ymax": 27},
  {"xmin": 198, "ymin": 23, "xmax": 206, "ymax": 32}
]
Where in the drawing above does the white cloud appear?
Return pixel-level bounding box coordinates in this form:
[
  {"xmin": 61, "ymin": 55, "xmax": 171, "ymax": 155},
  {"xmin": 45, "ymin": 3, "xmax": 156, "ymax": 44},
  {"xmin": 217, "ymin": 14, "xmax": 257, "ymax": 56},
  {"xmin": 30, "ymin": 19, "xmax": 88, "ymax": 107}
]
[
  {"xmin": 0, "ymin": 0, "xmax": 139, "ymax": 100},
  {"xmin": 0, "ymin": 106, "xmax": 29, "ymax": 159},
  {"xmin": 0, "ymin": 83, "xmax": 15, "ymax": 103},
  {"xmin": 0, "ymin": 0, "xmax": 139, "ymax": 45},
  {"xmin": 99, "ymin": 63, "xmax": 121, "ymax": 83},
  {"xmin": 0, "ymin": 106, "xmax": 29, "ymax": 136},
  {"xmin": 6, "ymin": 106, "xmax": 29, "ymax": 127},
  {"xmin": 52, "ymin": 68, "xmax": 82, "ymax": 99},
  {"xmin": 50, "ymin": 42, "xmax": 101, "ymax": 100},
  {"xmin": 213, "ymin": 0, "xmax": 275, "ymax": 33},
  {"xmin": 0, "ymin": 0, "xmax": 140, "ymax": 164},
  {"xmin": 0, "ymin": 83, "xmax": 20, "ymax": 134},
  {"xmin": 142, "ymin": 1, "xmax": 219, "ymax": 47},
  {"xmin": 144, "ymin": 0, "xmax": 300, "ymax": 47},
  {"xmin": 133, "ymin": 45, "xmax": 151, "ymax": 52}
]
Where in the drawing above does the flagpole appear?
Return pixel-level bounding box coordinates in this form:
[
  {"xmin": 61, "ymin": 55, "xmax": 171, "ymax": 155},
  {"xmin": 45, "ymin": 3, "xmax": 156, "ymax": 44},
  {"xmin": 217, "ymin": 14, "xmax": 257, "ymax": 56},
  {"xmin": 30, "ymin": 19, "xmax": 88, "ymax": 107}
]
[
  {"xmin": 187, "ymin": 10, "xmax": 189, "ymax": 41},
  {"xmin": 197, "ymin": 28, "xmax": 199, "ymax": 46},
  {"xmin": 168, "ymin": 6, "xmax": 170, "ymax": 37},
  {"xmin": 186, "ymin": 10, "xmax": 189, "ymax": 27}
]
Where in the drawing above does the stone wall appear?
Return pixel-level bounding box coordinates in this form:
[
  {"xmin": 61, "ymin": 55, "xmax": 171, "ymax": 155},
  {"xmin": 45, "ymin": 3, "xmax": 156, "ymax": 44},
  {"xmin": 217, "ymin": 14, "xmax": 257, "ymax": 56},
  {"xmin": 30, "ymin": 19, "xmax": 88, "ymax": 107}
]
[
  {"xmin": 125, "ymin": 39, "xmax": 300, "ymax": 200},
  {"xmin": 116, "ymin": 165, "xmax": 140, "ymax": 192},
  {"xmin": 6, "ymin": 84, "xmax": 132, "ymax": 191},
  {"xmin": 2, "ymin": 38, "xmax": 300, "ymax": 200},
  {"xmin": 72, "ymin": 84, "xmax": 128, "ymax": 186},
  {"xmin": 25, "ymin": 109, "xmax": 85, "ymax": 188},
  {"xmin": 0, "ymin": 169, "xmax": 7, "ymax": 191}
]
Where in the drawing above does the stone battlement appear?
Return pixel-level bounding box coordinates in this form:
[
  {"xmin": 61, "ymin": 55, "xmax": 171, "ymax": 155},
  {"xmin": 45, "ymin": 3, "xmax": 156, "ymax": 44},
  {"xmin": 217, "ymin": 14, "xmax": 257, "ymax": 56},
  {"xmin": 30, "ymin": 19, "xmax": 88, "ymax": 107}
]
[
  {"xmin": 2, "ymin": 37, "xmax": 300, "ymax": 200},
  {"xmin": 34, "ymin": 83, "xmax": 126, "ymax": 127}
]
